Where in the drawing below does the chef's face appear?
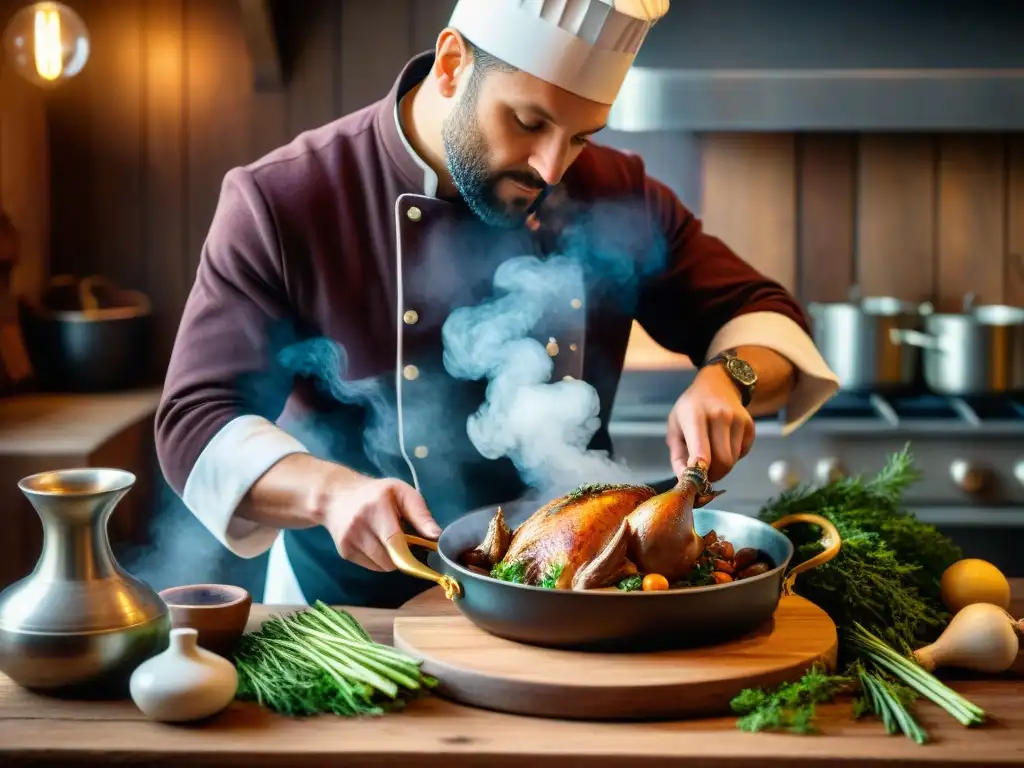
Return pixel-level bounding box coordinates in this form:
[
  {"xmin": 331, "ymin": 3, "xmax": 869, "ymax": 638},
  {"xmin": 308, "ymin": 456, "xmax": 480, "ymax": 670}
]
[{"xmin": 439, "ymin": 40, "xmax": 610, "ymax": 228}]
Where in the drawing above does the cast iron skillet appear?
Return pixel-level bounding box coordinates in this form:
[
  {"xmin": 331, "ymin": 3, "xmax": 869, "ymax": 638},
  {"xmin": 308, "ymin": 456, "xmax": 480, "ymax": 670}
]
[{"xmin": 384, "ymin": 479, "xmax": 841, "ymax": 652}]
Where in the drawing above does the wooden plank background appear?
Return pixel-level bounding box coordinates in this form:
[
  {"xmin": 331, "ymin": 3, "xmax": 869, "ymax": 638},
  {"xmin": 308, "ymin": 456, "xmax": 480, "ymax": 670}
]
[
  {"xmin": 630, "ymin": 130, "xmax": 1024, "ymax": 369},
  {"xmin": 702, "ymin": 132, "xmax": 1024, "ymax": 311},
  {"xmin": 0, "ymin": 50, "xmax": 48, "ymax": 303},
  {"xmin": 0, "ymin": 35, "xmax": 48, "ymax": 388},
  {"xmin": 3, "ymin": 0, "xmax": 1022, "ymax": 377}
]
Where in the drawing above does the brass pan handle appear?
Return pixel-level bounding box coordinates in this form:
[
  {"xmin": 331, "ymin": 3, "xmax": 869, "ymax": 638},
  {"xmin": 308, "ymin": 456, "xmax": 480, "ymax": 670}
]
[
  {"xmin": 384, "ymin": 533, "xmax": 462, "ymax": 600},
  {"xmin": 771, "ymin": 513, "xmax": 842, "ymax": 596}
]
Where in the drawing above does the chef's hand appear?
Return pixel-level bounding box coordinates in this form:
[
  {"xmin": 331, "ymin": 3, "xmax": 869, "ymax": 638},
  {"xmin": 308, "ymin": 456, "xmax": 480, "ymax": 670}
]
[
  {"xmin": 320, "ymin": 474, "xmax": 442, "ymax": 573},
  {"xmin": 666, "ymin": 364, "xmax": 755, "ymax": 483}
]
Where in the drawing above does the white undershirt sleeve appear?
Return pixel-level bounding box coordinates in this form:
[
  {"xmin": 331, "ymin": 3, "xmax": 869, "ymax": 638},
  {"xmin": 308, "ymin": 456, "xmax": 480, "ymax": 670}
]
[{"xmin": 181, "ymin": 414, "xmax": 310, "ymax": 558}]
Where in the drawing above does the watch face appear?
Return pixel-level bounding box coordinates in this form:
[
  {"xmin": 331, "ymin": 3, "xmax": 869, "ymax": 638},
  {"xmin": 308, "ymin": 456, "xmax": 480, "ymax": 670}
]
[{"xmin": 726, "ymin": 357, "xmax": 757, "ymax": 386}]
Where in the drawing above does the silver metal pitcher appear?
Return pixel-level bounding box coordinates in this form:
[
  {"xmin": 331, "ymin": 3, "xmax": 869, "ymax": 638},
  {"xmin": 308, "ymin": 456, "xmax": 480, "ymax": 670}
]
[{"xmin": 0, "ymin": 468, "xmax": 170, "ymax": 697}]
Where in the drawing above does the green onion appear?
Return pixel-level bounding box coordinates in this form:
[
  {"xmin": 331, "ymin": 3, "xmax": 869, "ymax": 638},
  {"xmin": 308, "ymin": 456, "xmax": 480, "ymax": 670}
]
[
  {"xmin": 858, "ymin": 670, "xmax": 929, "ymax": 744},
  {"xmin": 846, "ymin": 623, "xmax": 986, "ymax": 727},
  {"xmin": 232, "ymin": 600, "xmax": 437, "ymax": 717}
]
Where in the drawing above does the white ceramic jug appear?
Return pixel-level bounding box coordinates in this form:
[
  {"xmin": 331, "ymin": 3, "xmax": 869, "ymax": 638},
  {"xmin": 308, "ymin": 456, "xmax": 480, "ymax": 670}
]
[{"xmin": 130, "ymin": 627, "xmax": 238, "ymax": 722}]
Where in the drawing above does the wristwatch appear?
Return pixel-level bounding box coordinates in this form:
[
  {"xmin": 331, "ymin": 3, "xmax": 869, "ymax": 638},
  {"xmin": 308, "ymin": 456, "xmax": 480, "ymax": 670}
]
[{"xmin": 704, "ymin": 349, "xmax": 757, "ymax": 407}]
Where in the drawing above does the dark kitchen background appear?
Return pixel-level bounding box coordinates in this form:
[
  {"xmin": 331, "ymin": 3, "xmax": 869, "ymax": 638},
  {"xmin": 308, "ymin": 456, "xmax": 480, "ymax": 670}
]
[{"xmin": 1, "ymin": 0, "xmax": 1022, "ymax": 599}]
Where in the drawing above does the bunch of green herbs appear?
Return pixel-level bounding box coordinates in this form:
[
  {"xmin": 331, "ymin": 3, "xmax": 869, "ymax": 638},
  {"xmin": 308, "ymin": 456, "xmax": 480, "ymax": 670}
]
[
  {"xmin": 232, "ymin": 601, "xmax": 437, "ymax": 717},
  {"xmin": 730, "ymin": 445, "xmax": 985, "ymax": 742}
]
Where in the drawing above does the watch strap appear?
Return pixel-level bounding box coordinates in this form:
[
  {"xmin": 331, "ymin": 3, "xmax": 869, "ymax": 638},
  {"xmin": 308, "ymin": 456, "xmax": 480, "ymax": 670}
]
[{"xmin": 705, "ymin": 351, "xmax": 754, "ymax": 407}]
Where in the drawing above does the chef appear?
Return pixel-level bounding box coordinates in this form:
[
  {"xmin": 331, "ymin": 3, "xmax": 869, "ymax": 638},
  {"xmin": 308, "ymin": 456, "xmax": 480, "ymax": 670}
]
[{"xmin": 155, "ymin": 0, "xmax": 839, "ymax": 608}]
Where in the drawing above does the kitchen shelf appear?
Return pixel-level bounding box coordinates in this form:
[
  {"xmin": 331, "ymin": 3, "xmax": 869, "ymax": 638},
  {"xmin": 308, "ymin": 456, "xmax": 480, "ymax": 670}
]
[
  {"xmin": 0, "ymin": 388, "xmax": 162, "ymax": 456},
  {"xmin": 0, "ymin": 388, "xmax": 163, "ymax": 592}
]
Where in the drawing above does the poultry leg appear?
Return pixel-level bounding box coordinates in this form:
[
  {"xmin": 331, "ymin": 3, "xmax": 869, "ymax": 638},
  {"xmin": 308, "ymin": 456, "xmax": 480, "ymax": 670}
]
[{"xmin": 625, "ymin": 464, "xmax": 719, "ymax": 582}]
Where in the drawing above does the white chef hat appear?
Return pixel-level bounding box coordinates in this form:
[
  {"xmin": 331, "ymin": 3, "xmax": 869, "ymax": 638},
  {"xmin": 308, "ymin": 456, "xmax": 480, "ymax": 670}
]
[{"xmin": 447, "ymin": 0, "xmax": 669, "ymax": 105}]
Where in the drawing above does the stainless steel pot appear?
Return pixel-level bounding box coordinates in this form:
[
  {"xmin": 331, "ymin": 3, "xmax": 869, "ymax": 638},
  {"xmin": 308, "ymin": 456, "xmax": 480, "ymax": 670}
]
[
  {"xmin": 889, "ymin": 304, "xmax": 1024, "ymax": 397},
  {"xmin": 808, "ymin": 292, "xmax": 932, "ymax": 392}
]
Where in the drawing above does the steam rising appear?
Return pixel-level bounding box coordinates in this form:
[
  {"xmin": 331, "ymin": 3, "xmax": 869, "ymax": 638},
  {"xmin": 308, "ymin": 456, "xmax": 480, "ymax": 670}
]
[
  {"xmin": 119, "ymin": 481, "xmax": 231, "ymax": 594},
  {"xmin": 440, "ymin": 198, "xmax": 668, "ymax": 497},
  {"xmin": 277, "ymin": 339, "xmax": 400, "ymax": 471},
  {"xmin": 123, "ymin": 339, "xmax": 403, "ymax": 596},
  {"xmin": 442, "ymin": 254, "xmax": 636, "ymax": 496},
  {"xmin": 126, "ymin": 195, "xmax": 667, "ymax": 593}
]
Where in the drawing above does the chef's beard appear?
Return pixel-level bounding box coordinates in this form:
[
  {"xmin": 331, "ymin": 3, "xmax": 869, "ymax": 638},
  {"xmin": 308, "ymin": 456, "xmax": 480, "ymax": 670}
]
[{"xmin": 442, "ymin": 95, "xmax": 546, "ymax": 229}]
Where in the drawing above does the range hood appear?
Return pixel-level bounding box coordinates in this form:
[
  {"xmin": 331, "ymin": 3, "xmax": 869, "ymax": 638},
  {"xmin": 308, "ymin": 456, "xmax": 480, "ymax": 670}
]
[{"xmin": 608, "ymin": 0, "xmax": 1024, "ymax": 132}]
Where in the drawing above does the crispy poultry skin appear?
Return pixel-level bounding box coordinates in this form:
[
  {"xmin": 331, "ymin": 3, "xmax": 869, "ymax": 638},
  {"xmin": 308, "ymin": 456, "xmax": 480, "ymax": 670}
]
[
  {"xmin": 475, "ymin": 468, "xmax": 723, "ymax": 591},
  {"xmin": 492, "ymin": 484, "xmax": 656, "ymax": 588},
  {"xmin": 461, "ymin": 506, "xmax": 513, "ymax": 571},
  {"xmin": 625, "ymin": 476, "xmax": 720, "ymax": 582}
]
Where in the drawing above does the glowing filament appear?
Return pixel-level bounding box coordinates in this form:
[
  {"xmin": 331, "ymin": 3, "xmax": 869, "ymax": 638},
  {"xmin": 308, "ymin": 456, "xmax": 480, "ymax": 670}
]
[{"xmin": 33, "ymin": 7, "xmax": 62, "ymax": 81}]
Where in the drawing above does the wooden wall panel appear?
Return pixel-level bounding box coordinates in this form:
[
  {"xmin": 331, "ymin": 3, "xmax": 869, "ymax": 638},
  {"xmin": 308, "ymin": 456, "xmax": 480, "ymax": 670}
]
[
  {"xmin": 623, "ymin": 130, "xmax": 1022, "ymax": 369},
  {"xmin": 936, "ymin": 135, "xmax": 1006, "ymax": 311},
  {"xmin": 21, "ymin": 0, "xmax": 1024, "ymax": 380},
  {"xmin": 797, "ymin": 134, "xmax": 856, "ymax": 304},
  {"xmin": 142, "ymin": 0, "xmax": 187, "ymax": 381},
  {"xmin": 410, "ymin": 0, "xmax": 458, "ymax": 53},
  {"xmin": 35, "ymin": 0, "xmax": 464, "ymax": 382},
  {"xmin": 699, "ymin": 134, "xmax": 798, "ymax": 292},
  {"xmin": 0, "ymin": 47, "xmax": 48, "ymax": 386},
  {"xmin": 284, "ymin": 1, "xmax": 339, "ymax": 138},
  {"xmin": 90, "ymin": 1, "xmax": 144, "ymax": 292},
  {"xmin": 184, "ymin": 0, "xmax": 253, "ymax": 280},
  {"xmin": 339, "ymin": 0, "xmax": 414, "ymax": 116},
  {"xmin": 855, "ymin": 136, "xmax": 936, "ymax": 302},
  {"xmin": 1007, "ymin": 136, "xmax": 1024, "ymax": 308},
  {"xmin": 248, "ymin": 0, "xmax": 289, "ymax": 162},
  {"xmin": 0, "ymin": 62, "xmax": 49, "ymax": 302}
]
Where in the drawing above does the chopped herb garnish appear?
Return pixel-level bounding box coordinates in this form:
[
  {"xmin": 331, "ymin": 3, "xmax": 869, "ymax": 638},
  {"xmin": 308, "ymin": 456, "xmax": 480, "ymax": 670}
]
[
  {"xmin": 616, "ymin": 574, "xmax": 643, "ymax": 592},
  {"xmin": 490, "ymin": 559, "xmax": 527, "ymax": 584},
  {"xmin": 539, "ymin": 561, "xmax": 565, "ymax": 589},
  {"xmin": 679, "ymin": 558, "xmax": 715, "ymax": 587},
  {"xmin": 732, "ymin": 664, "xmax": 854, "ymax": 734},
  {"xmin": 563, "ymin": 482, "xmax": 653, "ymax": 503}
]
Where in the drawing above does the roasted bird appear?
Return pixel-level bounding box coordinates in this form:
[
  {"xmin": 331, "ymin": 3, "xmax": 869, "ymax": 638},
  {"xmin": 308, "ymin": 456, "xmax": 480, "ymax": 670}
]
[{"xmin": 464, "ymin": 465, "xmax": 724, "ymax": 591}]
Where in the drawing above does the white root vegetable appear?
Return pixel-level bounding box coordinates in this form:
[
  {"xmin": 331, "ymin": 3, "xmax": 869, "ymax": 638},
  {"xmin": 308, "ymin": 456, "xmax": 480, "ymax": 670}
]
[{"xmin": 913, "ymin": 602, "xmax": 1022, "ymax": 675}]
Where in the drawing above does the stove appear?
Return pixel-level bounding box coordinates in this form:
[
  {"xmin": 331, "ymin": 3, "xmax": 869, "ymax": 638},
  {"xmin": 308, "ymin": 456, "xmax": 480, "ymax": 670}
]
[
  {"xmin": 798, "ymin": 391, "xmax": 1024, "ymax": 434},
  {"xmin": 609, "ymin": 374, "xmax": 1024, "ymax": 534}
]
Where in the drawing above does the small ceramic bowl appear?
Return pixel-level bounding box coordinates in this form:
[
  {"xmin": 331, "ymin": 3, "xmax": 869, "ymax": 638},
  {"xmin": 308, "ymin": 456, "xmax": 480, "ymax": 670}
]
[{"xmin": 158, "ymin": 584, "xmax": 252, "ymax": 658}]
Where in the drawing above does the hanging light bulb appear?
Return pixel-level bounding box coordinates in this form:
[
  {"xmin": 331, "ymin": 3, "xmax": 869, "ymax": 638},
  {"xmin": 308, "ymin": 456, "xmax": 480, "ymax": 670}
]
[{"xmin": 2, "ymin": 2, "xmax": 90, "ymax": 88}]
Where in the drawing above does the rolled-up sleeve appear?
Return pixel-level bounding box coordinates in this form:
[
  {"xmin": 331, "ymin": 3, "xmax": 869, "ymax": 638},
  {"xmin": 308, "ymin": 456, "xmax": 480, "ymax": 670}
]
[
  {"xmin": 155, "ymin": 168, "xmax": 309, "ymax": 557},
  {"xmin": 704, "ymin": 312, "xmax": 838, "ymax": 433},
  {"xmin": 635, "ymin": 171, "xmax": 839, "ymax": 432}
]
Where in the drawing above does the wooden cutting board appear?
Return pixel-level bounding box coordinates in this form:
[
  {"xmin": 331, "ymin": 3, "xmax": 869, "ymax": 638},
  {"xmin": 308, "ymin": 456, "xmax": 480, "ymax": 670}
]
[{"xmin": 393, "ymin": 587, "xmax": 838, "ymax": 721}]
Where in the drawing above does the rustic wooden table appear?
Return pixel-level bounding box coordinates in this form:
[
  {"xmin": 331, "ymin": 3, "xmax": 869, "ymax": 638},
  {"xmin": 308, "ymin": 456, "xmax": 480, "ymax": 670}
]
[{"xmin": 1, "ymin": 581, "xmax": 1022, "ymax": 767}]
